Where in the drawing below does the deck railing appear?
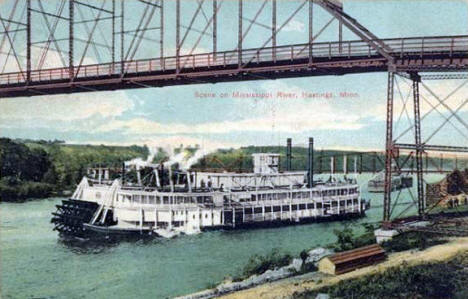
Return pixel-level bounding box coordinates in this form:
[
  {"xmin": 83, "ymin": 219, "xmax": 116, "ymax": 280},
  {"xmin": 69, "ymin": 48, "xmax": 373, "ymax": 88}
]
[{"xmin": 1, "ymin": 35, "xmax": 467, "ymax": 85}]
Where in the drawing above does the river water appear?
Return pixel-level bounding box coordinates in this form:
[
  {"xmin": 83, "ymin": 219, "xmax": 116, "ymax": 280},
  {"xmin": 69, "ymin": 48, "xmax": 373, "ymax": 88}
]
[{"xmin": 0, "ymin": 174, "xmax": 443, "ymax": 298}]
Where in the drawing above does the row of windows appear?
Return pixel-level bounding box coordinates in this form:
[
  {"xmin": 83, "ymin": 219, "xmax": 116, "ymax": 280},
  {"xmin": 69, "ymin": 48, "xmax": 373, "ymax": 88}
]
[
  {"xmin": 235, "ymin": 200, "xmax": 359, "ymax": 213},
  {"xmin": 241, "ymin": 188, "xmax": 358, "ymax": 202},
  {"xmin": 115, "ymin": 188, "xmax": 358, "ymax": 205},
  {"xmin": 166, "ymin": 210, "xmax": 216, "ymax": 220},
  {"xmin": 116, "ymin": 195, "xmax": 213, "ymax": 205}
]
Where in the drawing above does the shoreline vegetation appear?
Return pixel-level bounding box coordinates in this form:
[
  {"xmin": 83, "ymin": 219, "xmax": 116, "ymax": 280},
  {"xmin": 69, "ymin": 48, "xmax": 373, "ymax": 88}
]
[
  {"xmin": 0, "ymin": 138, "xmax": 149, "ymax": 202},
  {"xmin": 181, "ymin": 225, "xmax": 454, "ymax": 299},
  {"xmin": 217, "ymin": 237, "xmax": 468, "ymax": 299},
  {"xmin": 294, "ymin": 250, "xmax": 468, "ymax": 299},
  {"xmin": 2, "ymin": 138, "xmax": 464, "ymax": 203},
  {"xmin": 219, "ymin": 237, "xmax": 466, "ymax": 299}
]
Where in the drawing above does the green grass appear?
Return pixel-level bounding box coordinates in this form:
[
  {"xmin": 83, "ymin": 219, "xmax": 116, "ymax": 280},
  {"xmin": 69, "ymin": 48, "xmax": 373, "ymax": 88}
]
[
  {"xmin": 293, "ymin": 251, "xmax": 468, "ymax": 299},
  {"xmin": 382, "ymin": 231, "xmax": 447, "ymax": 253}
]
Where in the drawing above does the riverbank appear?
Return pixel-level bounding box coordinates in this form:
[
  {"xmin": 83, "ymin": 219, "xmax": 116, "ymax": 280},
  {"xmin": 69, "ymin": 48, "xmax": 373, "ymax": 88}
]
[
  {"xmin": 217, "ymin": 237, "xmax": 468, "ymax": 299},
  {"xmin": 0, "ymin": 138, "xmax": 148, "ymax": 202}
]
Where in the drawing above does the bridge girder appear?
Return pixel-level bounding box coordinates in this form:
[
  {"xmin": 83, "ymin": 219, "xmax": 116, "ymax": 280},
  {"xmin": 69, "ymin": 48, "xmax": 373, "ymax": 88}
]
[{"xmin": 1, "ymin": 0, "xmax": 467, "ymax": 97}]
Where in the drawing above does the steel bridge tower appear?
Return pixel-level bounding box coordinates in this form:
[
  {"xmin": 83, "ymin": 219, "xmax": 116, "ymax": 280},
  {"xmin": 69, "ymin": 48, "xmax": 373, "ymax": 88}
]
[{"xmin": 382, "ymin": 70, "xmax": 468, "ymax": 224}]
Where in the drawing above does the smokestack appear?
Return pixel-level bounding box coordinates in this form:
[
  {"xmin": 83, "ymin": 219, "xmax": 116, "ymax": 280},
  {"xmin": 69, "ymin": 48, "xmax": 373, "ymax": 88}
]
[
  {"xmin": 343, "ymin": 155, "xmax": 347, "ymax": 174},
  {"xmin": 121, "ymin": 162, "xmax": 126, "ymax": 185},
  {"xmin": 159, "ymin": 163, "xmax": 165, "ymax": 187},
  {"xmin": 136, "ymin": 166, "xmax": 142, "ymax": 186},
  {"xmin": 187, "ymin": 171, "xmax": 192, "ymax": 192},
  {"xmin": 168, "ymin": 167, "xmax": 174, "ymax": 192},
  {"xmin": 154, "ymin": 169, "xmax": 161, "ymax": 188},
  {"xmin": 354, "ymin": 155, "xmax": 358, "ymax": 176},
  {"xmin": 286, "ymin": 138, "xmax": 292, "ymax": 171},
  {"xmin": 308, "ymin": 137, "xmax": 314, "ymax": 187},
  {"xmin": 331, "ymin": 157, "xmax": 334, "ymax": 174}
]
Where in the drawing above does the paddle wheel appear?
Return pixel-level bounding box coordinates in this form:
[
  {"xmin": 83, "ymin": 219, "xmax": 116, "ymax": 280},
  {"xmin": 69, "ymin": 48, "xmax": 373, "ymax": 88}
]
[{"xmin": 51, "ymin": 199, "xmax": 99, "ymax": 237}]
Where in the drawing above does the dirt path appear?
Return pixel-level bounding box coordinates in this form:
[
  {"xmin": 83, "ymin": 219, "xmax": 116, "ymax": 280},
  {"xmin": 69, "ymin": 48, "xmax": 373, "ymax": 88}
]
[{"xmin": 219, "ymin": 237, "xmax": 468, "ymax": 299}]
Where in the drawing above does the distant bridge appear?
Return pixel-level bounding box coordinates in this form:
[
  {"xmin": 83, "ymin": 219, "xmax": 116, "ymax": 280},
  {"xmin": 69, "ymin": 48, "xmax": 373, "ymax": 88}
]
[{"xmin": 314, "ymin": 150, "xmax": 467, "ymax": 175}]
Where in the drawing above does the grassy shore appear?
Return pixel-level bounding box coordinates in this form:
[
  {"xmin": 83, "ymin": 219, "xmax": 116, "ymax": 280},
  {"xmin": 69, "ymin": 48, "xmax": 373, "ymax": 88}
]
[
  {"xmin": 219, "ymin": 237, "xmax": 468, "ymax": 299},
  {"xmin": 294, "ymin": 248, "xmax": 468, "ymax": 298}
]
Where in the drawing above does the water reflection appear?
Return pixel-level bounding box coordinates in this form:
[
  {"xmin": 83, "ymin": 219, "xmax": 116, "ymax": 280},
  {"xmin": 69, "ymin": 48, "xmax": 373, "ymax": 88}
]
[{"xmin": 57, "ymin": 234, "xmax": 159, "ymax": 254}]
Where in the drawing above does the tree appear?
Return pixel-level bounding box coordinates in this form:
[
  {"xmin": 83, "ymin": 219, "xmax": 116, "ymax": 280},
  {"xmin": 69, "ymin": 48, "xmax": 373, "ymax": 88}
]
[
  {"xmin": 26, "ymin": 148, "xmax": 52, "ymax": 181},
  {"xmin": 0, "ymin": 138, "xmax": 51, "ymax": 182},
  {"xmin": 43, "ymin": 166, "xmax": 58, "ymax": 185},
  {"xmin": 333, "ymin": 226, "xmax": 355, "ymax": 251}
]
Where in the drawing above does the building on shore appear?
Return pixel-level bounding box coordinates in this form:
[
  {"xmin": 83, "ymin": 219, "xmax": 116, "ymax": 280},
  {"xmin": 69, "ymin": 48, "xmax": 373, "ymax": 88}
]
[{"xmin": 318, "ymin": 244, "xmax": 386, "ymax": 275}]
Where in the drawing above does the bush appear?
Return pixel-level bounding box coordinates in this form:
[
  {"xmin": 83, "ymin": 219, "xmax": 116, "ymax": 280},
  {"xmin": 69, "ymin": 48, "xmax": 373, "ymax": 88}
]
[
  {"xmin": 382, "ymin": 231, "xmax": 446, "ymax": 252},
  {"xmin": 0, "ymin": 182, "xmax": 18, "ymax": 201},
  {"xmin": 332, "ymin": 224, "xmax": 377, "ymax": 252},
  {"xmin": 0, "ymin": 181, "xmax": 54, "ymax": 202},
  {"xmin": 299, "ymin": 262, "xmax": 318, "ymax": 274},
  {"xmin": 18, "ymin": 182, "xmax": 54, "ymax": 199},
  {"xmin": 240, "ymin": 248, "xmax": 293, "ymax": 279}
]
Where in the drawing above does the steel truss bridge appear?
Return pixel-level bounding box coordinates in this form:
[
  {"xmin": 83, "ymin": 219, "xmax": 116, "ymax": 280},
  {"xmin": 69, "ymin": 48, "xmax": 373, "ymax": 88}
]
[
  {"xmin": 0, "ymin": 0, "xmax": 467, "ymax": 223},
  {"xmin": 1, "ymin": 34, "xmax": 467, "ymax": 97},
  {"xmin": 314, "ymin": 150, "xmax": 468, "ymax": 175}
]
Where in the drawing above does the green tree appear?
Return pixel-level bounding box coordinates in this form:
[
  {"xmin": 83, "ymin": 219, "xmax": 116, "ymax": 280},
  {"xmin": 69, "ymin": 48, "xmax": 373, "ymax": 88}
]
[
  {"xmin": 333, "ymin": 226, "xmax": 355, "ymax": 251},
  {"xmin": 43, "ymin": 166, "xmax": 59, "ymax": 185}
]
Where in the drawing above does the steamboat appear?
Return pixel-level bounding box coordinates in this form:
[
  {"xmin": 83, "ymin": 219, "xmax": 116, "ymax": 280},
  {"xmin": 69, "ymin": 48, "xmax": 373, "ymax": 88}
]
[
  {"xmin": 368, "ymin": 173, "xmax": 413, "ymax": 193},
  {"xmin": 51, "ymin": 139, "xmax": 369, "ymax": 238}
]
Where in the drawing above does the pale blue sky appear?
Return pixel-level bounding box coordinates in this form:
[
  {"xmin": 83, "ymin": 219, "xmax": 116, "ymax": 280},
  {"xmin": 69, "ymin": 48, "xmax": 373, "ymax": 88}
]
[{"xmin": 0, "ymin": 0, "xmax": 467, "ymax": 151}]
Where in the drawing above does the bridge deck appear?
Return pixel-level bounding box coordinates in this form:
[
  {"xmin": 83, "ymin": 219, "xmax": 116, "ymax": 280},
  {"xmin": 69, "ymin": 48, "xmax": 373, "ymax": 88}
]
[{"xmin": 1, "ymin": 35, "xmax": 467, "ymax": 97}]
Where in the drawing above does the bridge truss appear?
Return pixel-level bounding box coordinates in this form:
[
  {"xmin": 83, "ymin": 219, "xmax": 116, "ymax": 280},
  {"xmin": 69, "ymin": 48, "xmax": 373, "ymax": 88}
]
[
  {"xmin": 313, "ymin": 150, "xmax": 468, "ymax": 174},
  {"xmin": 0, "ymin": 0, "xmax": 467, "ymax": 97},
  {"xmin": 383, "ymin": 72, "xmax": 468, "ymax": 223}
]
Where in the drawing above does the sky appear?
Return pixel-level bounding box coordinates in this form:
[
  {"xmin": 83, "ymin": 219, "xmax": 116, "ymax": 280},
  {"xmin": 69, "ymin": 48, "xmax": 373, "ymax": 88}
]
[{"xmin": 0, "ymin": 0, "xmax": 467, "ymax": 151}]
